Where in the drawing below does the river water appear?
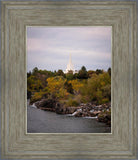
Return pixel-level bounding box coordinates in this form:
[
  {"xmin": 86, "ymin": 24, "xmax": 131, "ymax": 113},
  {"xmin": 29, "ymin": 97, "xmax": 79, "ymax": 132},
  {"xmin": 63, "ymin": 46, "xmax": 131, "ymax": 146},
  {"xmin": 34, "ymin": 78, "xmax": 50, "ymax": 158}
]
[{"xmin": 27, "ymin": 105, "xmax": 111, "ymax": 133}]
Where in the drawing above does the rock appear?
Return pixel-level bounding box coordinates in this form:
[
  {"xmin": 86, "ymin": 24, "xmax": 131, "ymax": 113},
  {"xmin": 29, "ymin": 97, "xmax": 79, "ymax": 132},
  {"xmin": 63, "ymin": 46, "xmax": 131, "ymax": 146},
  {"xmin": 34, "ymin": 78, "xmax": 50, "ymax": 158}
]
[
  {"xmin": 93, "ymin": 111, "xmax": 101, "ymax": 116},
  {"xmin": 55, "ymin": 103, "xmax": 78, "ymax": 114},
  {"xmin": 27, "ymin": 91, "xmax": 32, "ymax": 99},
  {"xmin": 35, "ymin": 98, "xmax": 57, "ymax": 111},
  {"xmin": 72, "ymin": 108, "xmax": 82, "ymax": 116},
  {"xmin": 97, "ymin": 110, "xmax": 111, "ymax": 126},
  {"xmin": 90, "ymin": 112, "xmax": 96, "ymax": 117},
  {"xmin": 34, "ymin": 99, "xmax": 111, "ymax": 123},
  {"xmin": 90, "ymin": 109, "xmax": 94, "ymax": 113},
  {"xmin": 105, "ymin": 114, "xmax": 111, "ymax": 120},
  {"xmin": 68, "ymin": 107, "xmax": 79, "ymax": 114},
  {"xmin": 55, "ymin": 103, "xmax": 65, "ymax": 114},
  {"xmin": 106, "ymin": 120, "xmax": 111, "ymax": 126},
  {"xmin": 74, "ymin": 111, "xmax": 83, "ymax": 117}
]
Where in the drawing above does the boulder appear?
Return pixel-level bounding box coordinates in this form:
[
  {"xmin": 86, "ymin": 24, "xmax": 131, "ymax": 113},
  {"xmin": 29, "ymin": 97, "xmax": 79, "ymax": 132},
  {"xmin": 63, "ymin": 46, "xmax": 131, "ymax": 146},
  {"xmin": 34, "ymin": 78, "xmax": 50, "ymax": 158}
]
[
  {"xmin": 55, "ymin": 102, "xmax": 65, "ymax": 114},
  {"xmin": 68, "ymin": 107, "xmax": 78, "ymax": 114},
  {"xmin": 35, "ymin": 98, "xmax": 57, "ymax": 111},
  {"xmin": 71, "ymin": 108, "xmax": 83, "ymax": 117},
  {"xmin": 55, "ymin": 103, "xmax": 78, "ymax": 114},
  {"xmin": 74, "ymin": 111, "xmax": 83, "ymax": 117},
  {"xmin": 97, "ymin": 110, "xmax": 111, "ymax": 126},
  {"xmin": 93, "ymin": 111, "xmax": 101, "ymax": 116}
]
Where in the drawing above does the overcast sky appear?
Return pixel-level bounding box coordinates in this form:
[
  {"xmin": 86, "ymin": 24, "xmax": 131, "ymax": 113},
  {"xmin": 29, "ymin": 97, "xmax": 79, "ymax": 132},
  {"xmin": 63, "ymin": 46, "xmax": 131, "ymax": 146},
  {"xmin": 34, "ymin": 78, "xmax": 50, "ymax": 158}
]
[{"xmin": 27, "ymin": 27, "xmax": 111, "ymax": 72}]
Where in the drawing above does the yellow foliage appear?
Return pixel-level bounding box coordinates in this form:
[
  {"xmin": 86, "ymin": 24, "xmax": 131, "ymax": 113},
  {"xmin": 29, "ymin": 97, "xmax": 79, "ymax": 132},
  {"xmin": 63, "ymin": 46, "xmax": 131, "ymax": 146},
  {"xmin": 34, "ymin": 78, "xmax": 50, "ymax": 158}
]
[
  {"xmin": 80, "ymin": 72, "xmax": 111, "ymax": 104},
  {"xmin": 68, "ymin": 79, "xmax": 84, "ymax": 94},
  {"xmin": 30, "ymin": 91, "xmax": 46, "ymax": 103},
  {"xmin": 101, "ymin": 81, "xmax": 105, "ymax": 86},
  {"xmin": 46, "ymin": 76, "xmax": 68, "ymax": 99}
]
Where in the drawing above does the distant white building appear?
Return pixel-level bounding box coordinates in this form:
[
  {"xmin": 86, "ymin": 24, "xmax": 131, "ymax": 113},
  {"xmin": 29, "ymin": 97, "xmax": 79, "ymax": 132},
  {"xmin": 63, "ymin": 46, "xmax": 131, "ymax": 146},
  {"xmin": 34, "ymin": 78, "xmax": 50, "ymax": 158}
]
[{"xmin": 65, "ymin": 54, "xmax": 78, "ymax": 74}]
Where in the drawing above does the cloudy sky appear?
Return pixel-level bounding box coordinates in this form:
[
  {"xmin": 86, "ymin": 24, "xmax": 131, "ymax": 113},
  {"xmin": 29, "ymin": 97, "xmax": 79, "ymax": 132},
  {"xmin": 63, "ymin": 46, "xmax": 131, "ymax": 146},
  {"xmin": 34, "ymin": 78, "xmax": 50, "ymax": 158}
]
[{"xmin": 27, "ymin": 27, "xmax": 111, "ymax": 72}]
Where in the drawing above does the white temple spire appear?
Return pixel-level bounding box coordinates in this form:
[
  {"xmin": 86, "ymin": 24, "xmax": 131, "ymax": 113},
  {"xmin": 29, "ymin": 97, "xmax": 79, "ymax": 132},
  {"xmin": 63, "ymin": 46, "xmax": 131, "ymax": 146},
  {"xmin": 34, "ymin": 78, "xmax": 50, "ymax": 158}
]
[{"xmin": 65, "ymin": 54, "xmax": 75, "ymax": 73}]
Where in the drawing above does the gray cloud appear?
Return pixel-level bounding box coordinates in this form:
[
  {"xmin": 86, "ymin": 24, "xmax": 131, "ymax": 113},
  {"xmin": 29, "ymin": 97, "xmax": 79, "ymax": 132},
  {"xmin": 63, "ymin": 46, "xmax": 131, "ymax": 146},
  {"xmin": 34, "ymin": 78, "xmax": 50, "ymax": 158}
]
[{"xmin": 27, "ymin": 27, "xmax": 111, "ymax": 72}]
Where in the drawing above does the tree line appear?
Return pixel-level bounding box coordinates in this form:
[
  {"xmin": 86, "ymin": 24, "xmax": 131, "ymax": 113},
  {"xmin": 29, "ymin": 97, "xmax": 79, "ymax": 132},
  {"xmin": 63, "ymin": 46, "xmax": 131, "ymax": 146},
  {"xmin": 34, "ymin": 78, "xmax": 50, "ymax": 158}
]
[{"xmin": 27, "ymin": 66, "xmax": 111, "ymax": 106}]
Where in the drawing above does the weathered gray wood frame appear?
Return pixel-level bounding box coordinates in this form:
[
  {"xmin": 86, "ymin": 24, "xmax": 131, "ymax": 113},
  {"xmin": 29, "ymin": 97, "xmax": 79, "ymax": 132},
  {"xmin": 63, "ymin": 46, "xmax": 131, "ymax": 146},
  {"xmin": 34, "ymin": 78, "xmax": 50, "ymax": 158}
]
[{"xmin": 1, "ymin": 1, "xmax": 137, "ymax": 159}]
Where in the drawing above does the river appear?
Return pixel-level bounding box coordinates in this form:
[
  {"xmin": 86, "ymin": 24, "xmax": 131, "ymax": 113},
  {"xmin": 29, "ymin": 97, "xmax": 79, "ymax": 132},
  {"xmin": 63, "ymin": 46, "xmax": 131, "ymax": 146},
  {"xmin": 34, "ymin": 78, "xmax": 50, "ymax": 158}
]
[{"xmin": 27, "ymin": 105, "xmax": 111, "ymax": 133}]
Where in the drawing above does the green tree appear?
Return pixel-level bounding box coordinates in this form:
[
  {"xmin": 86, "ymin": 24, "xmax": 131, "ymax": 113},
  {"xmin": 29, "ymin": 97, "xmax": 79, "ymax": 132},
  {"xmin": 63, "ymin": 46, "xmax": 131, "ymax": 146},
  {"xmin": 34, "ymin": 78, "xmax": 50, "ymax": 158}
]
[
  {"xmin": 32, "ymin": 67, "xmax": 39, "ymax": 75},
  {"xmin": 87, "ymin": 70, "xmax": 96, "ymax": 78},
  {"xmin": 96, "ymin": 69, "xmax": 103, "ymax": 75},
  {"xmin": 27, "ymin": 75, "xmax": 43, "ymax": 92},
  {"xmin": 77, "ymin": 66, "xmax": 88, "ymax": 79},
  {"xmin": 81, "ymin": 72, "xmax": 111, "ymax": 104},
  {"xmin": 107, "ymin": 67, "xmax": 111, "ymax": 76},
  {"xmin": 66, "ymin": 72, "xmax": 74, "ymax": 80},
  {"xmin": 27, "ymin": 71, "xmax": 32, "ymax": 78},
  {"xmin": 57, "ymin": 69, "xmax": 65, "ymax": 77},
  {"xmin": 73, "ymin": 73, "xmax": 78, "ymax": 79},
  {"xmin": 64, "ymin": 81, "xmax": 74, "ymax": 94}
]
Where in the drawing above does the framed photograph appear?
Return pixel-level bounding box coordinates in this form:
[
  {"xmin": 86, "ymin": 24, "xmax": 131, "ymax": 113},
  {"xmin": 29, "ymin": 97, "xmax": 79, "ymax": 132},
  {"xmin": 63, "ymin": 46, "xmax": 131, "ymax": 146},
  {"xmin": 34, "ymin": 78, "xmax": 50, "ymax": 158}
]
[
  {"xmin": 1, "ymin": 1, "xmax": 137, "ymax": 159},
  {"xmin": 27, "ymin": 26, "xmax": 112, "ymax": 134}
]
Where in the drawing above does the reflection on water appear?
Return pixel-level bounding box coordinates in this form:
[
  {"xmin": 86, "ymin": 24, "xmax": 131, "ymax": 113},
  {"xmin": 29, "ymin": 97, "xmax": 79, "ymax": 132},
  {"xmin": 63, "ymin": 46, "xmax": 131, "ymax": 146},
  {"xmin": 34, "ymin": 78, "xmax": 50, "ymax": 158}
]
[{"xmin": 27, "ymin": 105, "xmax": 111, "ymax": 133}]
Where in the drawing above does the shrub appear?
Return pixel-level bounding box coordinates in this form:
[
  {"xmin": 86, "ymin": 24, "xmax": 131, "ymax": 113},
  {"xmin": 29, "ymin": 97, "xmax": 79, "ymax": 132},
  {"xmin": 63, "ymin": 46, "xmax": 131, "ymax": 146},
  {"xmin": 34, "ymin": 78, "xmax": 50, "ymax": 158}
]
[
  {"xmin": 80, "ymin": 96, "xmax": 90, "ymax": 103},
  {"xmin": 30, "ymin": 91, "xmax": 47, "ymax": 104},
  {"xmin": 101, "ymin": 98, "xmax": 109, "ymax": 104},
  {"xmin": 66, "ymin": 99, "xmax": 79, "ymax": 107}
]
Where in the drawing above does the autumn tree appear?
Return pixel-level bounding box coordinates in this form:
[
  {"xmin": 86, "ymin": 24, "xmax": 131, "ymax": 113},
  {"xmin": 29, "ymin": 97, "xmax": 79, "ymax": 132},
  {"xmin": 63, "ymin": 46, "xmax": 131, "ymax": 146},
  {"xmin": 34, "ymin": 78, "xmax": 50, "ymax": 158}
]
[
  {"xmin": 46, "ymin": 76, "xmax": 69, "ymax": 99},
  {"xmin": 64, "ymin": 81, "xmax": 74, "ymax": 94},
  {"xmin": 27, "ymin": 75, "xmax": 43, "ymax": 92},
  {"xmin": 87, "ymin": 70, "xmax": 96, "ymax": 78},
  {"xmin": 81, "ymin": 72, "xmax": 111, "ymax": 104},
  {"xmin": 69, "ymin": 79, "xmax": 84, "ymax": 95}
]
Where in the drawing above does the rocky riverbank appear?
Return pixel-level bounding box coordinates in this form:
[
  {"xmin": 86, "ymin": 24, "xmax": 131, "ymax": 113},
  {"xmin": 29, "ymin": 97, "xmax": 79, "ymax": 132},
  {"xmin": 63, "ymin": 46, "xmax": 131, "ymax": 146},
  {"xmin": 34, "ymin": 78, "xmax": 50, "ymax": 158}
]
[{"xmin": 31, "ymin": 98, "xmax": 111, "ymax": 126}]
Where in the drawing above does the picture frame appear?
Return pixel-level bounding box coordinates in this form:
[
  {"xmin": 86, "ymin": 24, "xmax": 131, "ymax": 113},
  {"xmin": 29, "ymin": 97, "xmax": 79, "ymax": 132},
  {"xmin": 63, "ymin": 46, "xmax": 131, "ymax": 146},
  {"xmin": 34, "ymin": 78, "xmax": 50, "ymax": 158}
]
[{"xmin": 1, "ymin": 1, "xmax": 137, "ymax": 159}]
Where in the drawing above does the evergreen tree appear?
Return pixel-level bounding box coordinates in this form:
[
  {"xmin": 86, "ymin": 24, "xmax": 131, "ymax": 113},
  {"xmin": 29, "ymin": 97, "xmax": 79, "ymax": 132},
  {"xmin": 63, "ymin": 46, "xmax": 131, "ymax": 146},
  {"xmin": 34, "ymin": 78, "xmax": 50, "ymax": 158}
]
[
  {"xmin": 107, "ymin": 67, "xmax": 111, "ymax": 76},
  {"xmin": 77, "ymin": 66, "xmax": 88, "ymax": 79},
  {"xmin": 57, "ymin": 69, "xmax": 65, "ymax": 77}
]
